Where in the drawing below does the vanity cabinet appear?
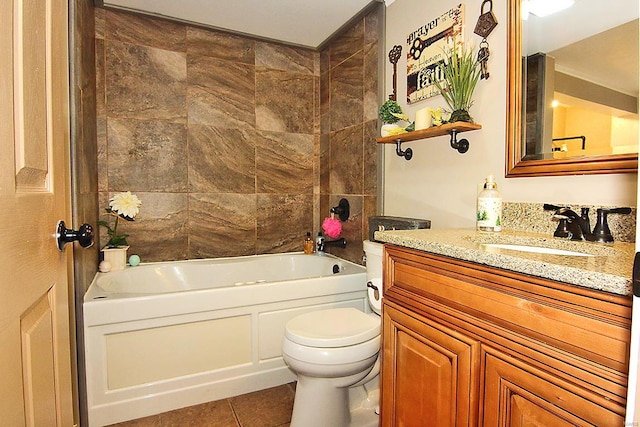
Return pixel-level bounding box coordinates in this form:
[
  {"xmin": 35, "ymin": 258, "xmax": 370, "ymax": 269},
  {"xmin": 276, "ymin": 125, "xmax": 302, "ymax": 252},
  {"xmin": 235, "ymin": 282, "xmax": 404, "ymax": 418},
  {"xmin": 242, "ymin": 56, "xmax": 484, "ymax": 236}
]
[{"xmin": 381, "ymin": 245, "xmax": 631, "ymax": 427}]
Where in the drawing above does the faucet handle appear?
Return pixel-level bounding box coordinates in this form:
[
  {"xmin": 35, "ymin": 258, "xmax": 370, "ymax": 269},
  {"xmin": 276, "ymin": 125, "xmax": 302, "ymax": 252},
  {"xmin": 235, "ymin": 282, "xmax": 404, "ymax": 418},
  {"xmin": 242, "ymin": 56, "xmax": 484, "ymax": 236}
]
[
  {"xmin": 590, "ymin": 208, "xmax": 632, "ymax": 243},
  {"xmin": 543, "ymin": 203, "xmax": 565, "ymax": 211},
  {"xmin": 604, "ymin": 207, "xmax": 632, "ymax": 215}
]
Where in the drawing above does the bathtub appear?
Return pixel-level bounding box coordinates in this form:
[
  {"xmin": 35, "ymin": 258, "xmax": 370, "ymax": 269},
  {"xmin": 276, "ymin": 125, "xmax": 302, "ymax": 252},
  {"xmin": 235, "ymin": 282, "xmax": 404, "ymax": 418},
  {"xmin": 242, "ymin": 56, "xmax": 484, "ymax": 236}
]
[{"xmin": 83, "ymin": 252, "xmax": 368, "ymax": 426}]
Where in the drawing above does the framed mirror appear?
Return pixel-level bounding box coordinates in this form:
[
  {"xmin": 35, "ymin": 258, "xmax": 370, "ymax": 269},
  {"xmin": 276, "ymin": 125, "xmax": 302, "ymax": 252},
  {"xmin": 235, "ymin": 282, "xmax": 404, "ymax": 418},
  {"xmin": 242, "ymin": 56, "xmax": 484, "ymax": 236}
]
[{"xmin": 506, "ymin": 0, "xmax": 639, "ymax": 177}]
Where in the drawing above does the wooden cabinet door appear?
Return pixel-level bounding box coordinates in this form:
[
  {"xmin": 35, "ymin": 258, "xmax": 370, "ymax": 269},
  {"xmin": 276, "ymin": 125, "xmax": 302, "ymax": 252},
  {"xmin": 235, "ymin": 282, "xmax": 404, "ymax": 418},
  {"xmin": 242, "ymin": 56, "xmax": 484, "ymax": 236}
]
[
  {"xmin": 381, "ymin": 302, "xmax": 480, "ymax": 427},
  {"xmin": 482, "ymin": 349, "xmax": 625, "ymax": 427}
]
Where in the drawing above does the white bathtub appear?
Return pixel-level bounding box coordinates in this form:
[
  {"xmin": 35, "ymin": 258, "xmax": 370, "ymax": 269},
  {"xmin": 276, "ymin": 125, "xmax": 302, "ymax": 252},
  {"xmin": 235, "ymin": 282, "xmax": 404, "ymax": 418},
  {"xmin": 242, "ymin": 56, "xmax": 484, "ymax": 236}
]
[{"xmin": 83, "ymin": 253, "xmax": 368, "ymax": 426}]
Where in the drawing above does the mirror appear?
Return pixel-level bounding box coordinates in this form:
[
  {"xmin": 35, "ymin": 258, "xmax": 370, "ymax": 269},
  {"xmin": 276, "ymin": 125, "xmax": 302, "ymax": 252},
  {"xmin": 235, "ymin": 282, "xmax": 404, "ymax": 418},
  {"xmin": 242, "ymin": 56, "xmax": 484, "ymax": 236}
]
[{"xmin": 506, "ymin": 0, "xmax": 639, "ymax": 176}]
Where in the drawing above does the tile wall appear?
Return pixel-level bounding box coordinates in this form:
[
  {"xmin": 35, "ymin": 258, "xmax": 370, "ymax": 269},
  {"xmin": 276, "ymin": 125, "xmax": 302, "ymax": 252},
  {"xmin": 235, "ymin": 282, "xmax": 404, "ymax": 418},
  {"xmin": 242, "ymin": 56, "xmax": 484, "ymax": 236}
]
[
  {"xmin": 318, "ymin": 7, "xmax": 383, "ymax": 263},
  {"xmin": 96, "ymin": 6, "xmax": 381, "ymax": 263}
]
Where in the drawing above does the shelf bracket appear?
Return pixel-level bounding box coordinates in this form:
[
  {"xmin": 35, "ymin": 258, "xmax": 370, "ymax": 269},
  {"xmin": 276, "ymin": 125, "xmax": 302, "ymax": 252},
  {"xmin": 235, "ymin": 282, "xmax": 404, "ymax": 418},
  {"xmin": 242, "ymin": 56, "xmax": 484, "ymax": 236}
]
[
  {"xmin": 395, "ymin": 139, "xmax": 413, "ymax": 160},
  {"xmin": 449, "ymin": 130, "xmax": 470, "ymax": 154}
]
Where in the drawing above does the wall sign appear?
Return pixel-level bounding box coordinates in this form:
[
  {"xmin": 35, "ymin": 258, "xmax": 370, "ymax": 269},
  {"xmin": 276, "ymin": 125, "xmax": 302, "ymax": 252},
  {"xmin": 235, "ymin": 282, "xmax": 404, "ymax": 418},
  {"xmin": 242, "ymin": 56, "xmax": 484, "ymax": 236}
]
[{"xmin": 407, "ymin": 4, "xmax": 464, "ymax": 104}]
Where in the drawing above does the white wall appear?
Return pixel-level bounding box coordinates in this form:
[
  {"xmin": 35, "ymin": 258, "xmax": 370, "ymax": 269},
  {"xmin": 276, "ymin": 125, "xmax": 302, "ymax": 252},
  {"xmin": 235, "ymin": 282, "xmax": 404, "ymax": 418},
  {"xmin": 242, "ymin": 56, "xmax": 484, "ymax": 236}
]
[{"xmin": 382, "ymin": 0, "xmax": 638, "ymax": 229}]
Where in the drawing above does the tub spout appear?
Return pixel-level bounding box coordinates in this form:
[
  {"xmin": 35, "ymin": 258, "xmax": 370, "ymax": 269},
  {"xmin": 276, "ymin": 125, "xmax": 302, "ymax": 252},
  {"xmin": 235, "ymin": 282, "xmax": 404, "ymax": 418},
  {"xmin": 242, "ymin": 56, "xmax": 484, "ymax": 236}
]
[{"xmin": 317, "ymin": 238, "xmax": 347, "ymax": 253}]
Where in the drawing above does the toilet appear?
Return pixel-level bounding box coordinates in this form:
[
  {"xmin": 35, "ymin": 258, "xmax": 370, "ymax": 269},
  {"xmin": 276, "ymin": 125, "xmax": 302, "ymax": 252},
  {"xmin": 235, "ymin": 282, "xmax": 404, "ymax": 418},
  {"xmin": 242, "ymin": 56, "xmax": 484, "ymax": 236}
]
[{"xmin": 282, "ymin": 240, "xmax": 383, "ymax": 427}]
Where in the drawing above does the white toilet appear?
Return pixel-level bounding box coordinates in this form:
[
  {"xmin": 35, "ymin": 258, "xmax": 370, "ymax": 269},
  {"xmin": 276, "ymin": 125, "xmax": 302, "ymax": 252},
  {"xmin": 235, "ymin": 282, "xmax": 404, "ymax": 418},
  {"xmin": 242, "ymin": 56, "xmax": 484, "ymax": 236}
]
[{"xmin": 282, "ymin": 240, "xmax": 383, "ymax": 427}]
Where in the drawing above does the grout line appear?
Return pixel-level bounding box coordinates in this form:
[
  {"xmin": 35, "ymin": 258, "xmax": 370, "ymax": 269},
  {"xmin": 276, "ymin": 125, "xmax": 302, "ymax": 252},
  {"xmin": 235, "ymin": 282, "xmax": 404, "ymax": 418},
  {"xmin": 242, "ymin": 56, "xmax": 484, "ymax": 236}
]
[{"xmin": 228, "ymin": 397, "xmax": 243, "ymax": 427}]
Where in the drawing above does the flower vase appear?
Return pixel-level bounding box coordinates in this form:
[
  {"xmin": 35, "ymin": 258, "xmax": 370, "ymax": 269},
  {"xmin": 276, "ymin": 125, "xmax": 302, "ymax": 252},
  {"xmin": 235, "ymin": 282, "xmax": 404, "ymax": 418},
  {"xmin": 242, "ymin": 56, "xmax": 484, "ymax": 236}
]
[{"xmin": 101, "ymin": 246, "xmax": 129, "ymax": 271}]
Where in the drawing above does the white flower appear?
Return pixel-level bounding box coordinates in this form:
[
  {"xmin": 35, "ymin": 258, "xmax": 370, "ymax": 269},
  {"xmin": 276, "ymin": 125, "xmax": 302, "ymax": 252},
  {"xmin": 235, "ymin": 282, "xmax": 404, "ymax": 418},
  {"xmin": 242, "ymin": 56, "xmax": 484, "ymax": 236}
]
[{"xmin": 109, "ymin": 191, "xmax": 142, "ymax": 219}]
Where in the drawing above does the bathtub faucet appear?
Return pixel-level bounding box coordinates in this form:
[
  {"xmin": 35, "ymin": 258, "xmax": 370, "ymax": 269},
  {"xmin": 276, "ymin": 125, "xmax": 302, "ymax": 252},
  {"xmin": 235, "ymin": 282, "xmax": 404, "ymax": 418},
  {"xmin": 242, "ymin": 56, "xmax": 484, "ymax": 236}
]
[{"xmin": 317, "ymin": 238, "xmax": 347, "ymax": 254}]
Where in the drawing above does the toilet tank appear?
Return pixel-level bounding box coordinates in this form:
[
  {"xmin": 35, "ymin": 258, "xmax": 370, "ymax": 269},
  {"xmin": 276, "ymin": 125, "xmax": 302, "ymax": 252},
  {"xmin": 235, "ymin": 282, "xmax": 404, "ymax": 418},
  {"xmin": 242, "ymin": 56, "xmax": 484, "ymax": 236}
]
[
  {"xmin": 368, "ymin": 216, "xmax": 431, "ymax": 241},
  {"xmin": 363, "ymin": 240, "xmax": 383, "ymax": 281}
]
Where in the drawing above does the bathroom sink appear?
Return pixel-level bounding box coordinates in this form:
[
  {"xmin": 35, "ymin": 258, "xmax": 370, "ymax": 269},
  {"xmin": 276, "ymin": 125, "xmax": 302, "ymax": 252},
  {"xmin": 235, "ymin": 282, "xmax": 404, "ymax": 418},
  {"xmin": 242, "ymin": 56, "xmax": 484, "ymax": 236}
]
[{"xmin": 481, "ymin": 243, "xmax": 594, "ymax": 257}]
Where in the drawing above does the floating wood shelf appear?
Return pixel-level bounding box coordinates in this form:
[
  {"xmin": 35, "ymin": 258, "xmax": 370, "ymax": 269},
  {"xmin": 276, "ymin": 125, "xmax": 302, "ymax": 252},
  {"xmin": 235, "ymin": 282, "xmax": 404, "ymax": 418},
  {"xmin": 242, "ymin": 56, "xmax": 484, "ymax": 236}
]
[{"xmin": 377, "ymin": 121, "xmax": 482, "ymax": 158}]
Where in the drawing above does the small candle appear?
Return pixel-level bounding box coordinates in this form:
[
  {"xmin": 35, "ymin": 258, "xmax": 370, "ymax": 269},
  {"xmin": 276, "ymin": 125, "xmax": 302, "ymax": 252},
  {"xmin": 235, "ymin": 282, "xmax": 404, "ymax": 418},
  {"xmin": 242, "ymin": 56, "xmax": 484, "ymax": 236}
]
[{"xmin": 415, "ymin": 108, "xmax": 432, "ymax": 130}]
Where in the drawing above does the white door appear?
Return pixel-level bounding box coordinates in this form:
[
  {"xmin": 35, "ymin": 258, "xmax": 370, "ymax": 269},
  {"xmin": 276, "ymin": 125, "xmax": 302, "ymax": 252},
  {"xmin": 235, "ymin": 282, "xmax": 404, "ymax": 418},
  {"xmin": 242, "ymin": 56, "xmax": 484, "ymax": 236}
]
[{"xmin": 0, "ymin": 0, "xmax": 75, "ymax": 425}]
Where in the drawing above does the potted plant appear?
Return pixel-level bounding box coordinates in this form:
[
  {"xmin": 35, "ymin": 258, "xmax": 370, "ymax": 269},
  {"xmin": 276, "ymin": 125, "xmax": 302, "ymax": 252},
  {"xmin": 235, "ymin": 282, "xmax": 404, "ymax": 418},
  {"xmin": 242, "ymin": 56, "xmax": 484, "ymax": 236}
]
[
  {"xmin": 98, "ymin": 191, "xmax": 142, "ymax": 270},
  {"xmin": 379, "ymin": 100, "xmax": 412, "ymax": 136},
  {"xmin": 433, "ymin": 43, "xmax": 481, "ymax": 123}
]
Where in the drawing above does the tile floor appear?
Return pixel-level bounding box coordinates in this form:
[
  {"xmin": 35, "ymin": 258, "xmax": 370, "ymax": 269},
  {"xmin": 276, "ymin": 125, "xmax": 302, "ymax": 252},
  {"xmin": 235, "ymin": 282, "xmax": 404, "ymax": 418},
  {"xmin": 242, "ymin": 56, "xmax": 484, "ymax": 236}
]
[{"xmin": 107, "ymin": 383, "xmax": 295, "ymax": 427}]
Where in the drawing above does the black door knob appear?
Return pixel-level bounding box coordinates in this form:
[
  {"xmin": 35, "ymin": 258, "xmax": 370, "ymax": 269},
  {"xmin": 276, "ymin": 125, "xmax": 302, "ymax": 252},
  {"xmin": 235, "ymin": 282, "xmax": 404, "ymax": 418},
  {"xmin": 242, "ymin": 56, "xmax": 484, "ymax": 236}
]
[{"xmin": 56, "ymin": 220, "xmax": 95, "ymax": 251}]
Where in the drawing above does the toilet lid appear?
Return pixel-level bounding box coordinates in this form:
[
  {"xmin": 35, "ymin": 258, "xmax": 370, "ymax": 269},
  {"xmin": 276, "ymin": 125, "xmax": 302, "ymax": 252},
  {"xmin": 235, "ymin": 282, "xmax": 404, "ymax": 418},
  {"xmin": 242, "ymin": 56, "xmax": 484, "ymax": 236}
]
[{"xmin": 285, "ymin": 307, "xmax": 380, "ymax": 348}]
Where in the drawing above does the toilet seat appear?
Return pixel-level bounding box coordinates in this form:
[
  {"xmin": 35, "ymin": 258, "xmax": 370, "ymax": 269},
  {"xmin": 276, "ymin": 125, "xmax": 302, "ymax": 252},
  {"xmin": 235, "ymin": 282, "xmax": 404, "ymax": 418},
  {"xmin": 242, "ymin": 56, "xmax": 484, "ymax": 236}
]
[{"xmin": 285, "ymin": 307, "xmax": 380, "ymax": 348}]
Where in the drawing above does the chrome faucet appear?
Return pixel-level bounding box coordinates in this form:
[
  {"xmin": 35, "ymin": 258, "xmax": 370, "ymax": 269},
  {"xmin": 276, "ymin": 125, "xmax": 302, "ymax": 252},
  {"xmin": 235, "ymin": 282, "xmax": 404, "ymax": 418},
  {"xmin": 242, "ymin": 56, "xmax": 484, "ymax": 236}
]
[{"xmin": 317, "ymin": 237, "xmax": 347, "ymax": 254}]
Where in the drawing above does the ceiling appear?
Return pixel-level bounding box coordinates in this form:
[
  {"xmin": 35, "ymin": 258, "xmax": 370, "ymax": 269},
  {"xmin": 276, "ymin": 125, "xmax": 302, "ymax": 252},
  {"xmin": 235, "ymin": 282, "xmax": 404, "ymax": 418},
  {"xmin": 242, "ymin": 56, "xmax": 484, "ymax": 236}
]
[
  {"xmin": 524, "ymin": 0, "xmax": 638, "ymax": 96},
  {"xmin": 550, "ymin": 20, "xmax": 639, "ymax": 98},
  {"xmin": 101, "ymin": 0, "xmax": 380, "ymax": 48}
]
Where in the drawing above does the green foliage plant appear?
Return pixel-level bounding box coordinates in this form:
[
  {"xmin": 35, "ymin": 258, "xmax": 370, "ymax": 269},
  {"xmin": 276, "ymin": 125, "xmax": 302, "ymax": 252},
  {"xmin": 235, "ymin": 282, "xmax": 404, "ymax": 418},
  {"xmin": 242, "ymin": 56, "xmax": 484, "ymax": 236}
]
[
  {"xmin": 379, "ymin": 100, "xmax": 404, "ymax": 124},
  {"xmin": 433, "ymin": 43, "xmax": 481, "ymax": 123}
]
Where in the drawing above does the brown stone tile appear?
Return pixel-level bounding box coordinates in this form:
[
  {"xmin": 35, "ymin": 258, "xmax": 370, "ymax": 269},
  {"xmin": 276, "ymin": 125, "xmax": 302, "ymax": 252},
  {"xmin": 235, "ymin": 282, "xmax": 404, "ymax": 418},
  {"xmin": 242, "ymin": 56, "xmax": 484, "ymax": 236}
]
[
  {"xmin": 330, "ymin": 52, "xmax": 364, "ymax": 131},
  {"xmin": 314, "ymin": 52, "xmax": 321, "ymax": 77},
  {"xmin": 187, "ymin": 55, "xmax": 255, "ymax": 127},
  {"xmin": 78, "ymin": 100, "xmax": 99, "ymax": 195},
  {"xmin": 188, "ymin": 193, "xmax": 256, "ymax": 258},
  {"xmin": 326, "ymin": 195, "xmax": 363, "ymax": 265},
  {"xmin": 159, "ymin": 399, "xmax": 239, "ymax": 426},
  {"xmin": 363, "ymin": 195, "xmax": 379, "ymax": 241},
  {"xmin": 187, "ymin": 26, "xmax": 255, "ymax": 64},
  {"xmin": 363, "ymin": 42, "xmax": 379, "ymax": 123},
  {"xmin": 75, "ymin": 190, "xmax": 100, "ymax": 290},
  {"xmin": 319, "ymin": 133, "xmax": 330, "ymax": 194},
  {"xmin": 330, "ymin": 125, "xmax": 364, "ymax": 195},
  {"xmin": 97, "ymin": 191, "xmax": 110, "ymax": 249},
  {"xmin": 255, "ymin": 69, "xmax": 314, "ymax": 134},
  {"xmin": 319, "ymin": 71, "xmax": 330, "ymax": 134},
  {"xmin": 95, "ymin": 38, "xmax": 106, "ymax": 117},
  {"xmin": 229, "ymin": 384, "xmax": 294, "ymax": 427},
  {"xmin": 313, "ymin": 134, "xmax": 320, "ymax": 195},
  {"xmin": 256, "ymin": 194, "xmax": 313, "ymax": 254},
  {"xmin": 113, "ymin": 192, "xmax": 189, "ymax": 262},
  {"xmin": 105, "ymin": 41, "xmax": 187, "ymax": 122},
  {"xmin": 95, "ymin": 7, "xmax": 105, "ymax": 40},
  {"xmin": 105, "ymin": 9, "xmax": 186, "ymax": 52},
  {"xmin": 320, "ymin": 47, "xmax": 330, "ymax": 74},
  {"xmin": 318, "ymin": 194, "xmax": 331, "ymax": 238},
  {"xmin": 107, "ymin": 118, "xmax": 188, "ymax": 192},
  {"xmin": 319, "ymin": 194, "xmax": 330, "ymax": 227},
  {"xmin": 313, "ymin": 75, "xmax": 321, "ymax": 134},
  {"xmin": 256, "ymin": 131, "xmax": 313, "ymax": 194},
  {"xmin": 313, "ymin": 192, "xmax": 321, "ymax": 238},
  {"xmin": 364, "ymin": 5, "xmax": 382, "ymax": 45},
  {"xmin": 255, "ymin": 42, "xmax": 315, "ymax": 75},
  {"xmin": 329, "ymin": 18, "xmax": 364, "ymax": 69},
  {"xmin": 363, "ymin": 120, "xmax": 378, "ymax": 196},
  {"xmin": 188, "ymin": 125, "xmax": 256, "ymax": 194},
  {"xmin": 97, "ymin": 116, "xmax": 108, "ymax": 192}
]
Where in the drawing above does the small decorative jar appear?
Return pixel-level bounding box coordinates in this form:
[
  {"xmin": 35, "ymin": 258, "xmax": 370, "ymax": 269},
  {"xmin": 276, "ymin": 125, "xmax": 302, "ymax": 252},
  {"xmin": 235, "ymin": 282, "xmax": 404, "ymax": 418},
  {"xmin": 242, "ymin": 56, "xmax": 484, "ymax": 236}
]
[{"xmin": 101, "ymin": 246, "xmax": 129, "ymax": 271}]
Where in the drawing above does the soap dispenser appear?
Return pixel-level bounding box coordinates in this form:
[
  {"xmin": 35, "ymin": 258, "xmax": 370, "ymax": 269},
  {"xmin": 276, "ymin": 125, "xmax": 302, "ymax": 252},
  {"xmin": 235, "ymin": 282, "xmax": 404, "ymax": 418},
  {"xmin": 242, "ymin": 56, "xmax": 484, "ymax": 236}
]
[
  {"xmin": 303, "ymin": 232, "xmax": 314, "ymax": 254},
  {"xmin": 477, "ymin": 175, "xmax": 502, "ymax": 232}
]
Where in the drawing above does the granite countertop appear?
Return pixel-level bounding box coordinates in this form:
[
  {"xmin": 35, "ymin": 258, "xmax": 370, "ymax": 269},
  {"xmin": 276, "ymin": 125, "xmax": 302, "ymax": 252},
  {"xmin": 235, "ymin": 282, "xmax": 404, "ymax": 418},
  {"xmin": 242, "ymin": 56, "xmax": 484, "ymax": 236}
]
[{"xmin": 374, "ymin": 228, "xmax": 635, "ymax": 296}]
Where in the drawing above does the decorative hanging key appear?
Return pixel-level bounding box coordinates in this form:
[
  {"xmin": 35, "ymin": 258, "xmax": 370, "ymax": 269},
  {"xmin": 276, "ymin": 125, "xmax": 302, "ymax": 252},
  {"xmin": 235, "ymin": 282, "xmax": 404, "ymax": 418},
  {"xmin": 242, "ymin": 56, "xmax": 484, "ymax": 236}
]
[
  {"xmin": 388, "ymin": 45, "xmax": 402, "ymax": 101},
  {"xmin": 474, "ymin": 0, "xmax": 498, "ymax": 39},
  {"xmin": 478, "ymin": 39, "xmax": 491, "ymax": 80}
]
